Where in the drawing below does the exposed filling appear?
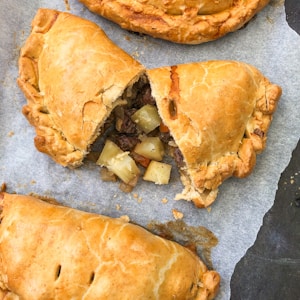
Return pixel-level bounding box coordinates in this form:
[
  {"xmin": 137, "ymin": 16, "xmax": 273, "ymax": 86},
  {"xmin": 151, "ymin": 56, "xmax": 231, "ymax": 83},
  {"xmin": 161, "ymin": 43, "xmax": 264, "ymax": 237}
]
[{"xmin": 89, "ymin": 75, "xmax": 184, "ymax": 192}]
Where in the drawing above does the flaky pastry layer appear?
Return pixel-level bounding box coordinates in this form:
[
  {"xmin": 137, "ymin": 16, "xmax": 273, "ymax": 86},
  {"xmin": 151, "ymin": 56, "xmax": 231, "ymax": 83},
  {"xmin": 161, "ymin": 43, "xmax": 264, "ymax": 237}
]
[
  {"xmin": 147, "ymin": 60, "xmax": 282, "ymax": 207},
  {"xmin": 0, "ymin": 192, "xmax": 220, "ymax": 299},
  {"xmin": 78, "ymin": 0, "xmax": 270, "ymax": 44}
]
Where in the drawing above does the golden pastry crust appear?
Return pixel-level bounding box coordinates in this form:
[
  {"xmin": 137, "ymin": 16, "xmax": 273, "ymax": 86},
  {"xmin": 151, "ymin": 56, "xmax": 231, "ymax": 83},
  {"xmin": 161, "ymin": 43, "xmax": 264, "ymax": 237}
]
[
  {"xmin": 0, "ymin": 192, "xmax": 220, "ymax": 299},
  {"xmin": 17, "ymin": 9, "xmax": 145, "ymax": 168},
  {"xmin": 147, "ymin": 60, "xmax": 282, "ymax": 207},
  {"xmin": 78, "ymin": 0, "xmax": 270, "ymax": 44}
]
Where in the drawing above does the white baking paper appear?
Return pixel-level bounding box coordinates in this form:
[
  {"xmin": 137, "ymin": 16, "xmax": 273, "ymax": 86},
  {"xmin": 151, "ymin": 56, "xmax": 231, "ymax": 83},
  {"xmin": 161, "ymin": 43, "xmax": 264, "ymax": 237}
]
[{"xmin": 1, "ymin": 0, "xmax": 300, "ymax": 299}]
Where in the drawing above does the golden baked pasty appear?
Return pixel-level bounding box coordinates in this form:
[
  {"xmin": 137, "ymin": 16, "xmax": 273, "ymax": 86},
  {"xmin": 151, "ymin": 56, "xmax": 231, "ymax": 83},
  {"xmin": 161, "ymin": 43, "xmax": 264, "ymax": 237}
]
[
  {"xmin": 18, "ymin": 10, "xmax": 281, "ymax": 207},
  {"xmin": 0, "ymin": 192, "xmax": 220, "ymax": 299},
  {"xmin": 18, "ymin": 8, "xmax": 145, "ymax": 168},
  {"xmin": 147, "ymin": 60, "xmax": 282, "ymax": 207},
  {"xmin": 78, "ymin": 0, "xmax": 270, "ymax": 44}
]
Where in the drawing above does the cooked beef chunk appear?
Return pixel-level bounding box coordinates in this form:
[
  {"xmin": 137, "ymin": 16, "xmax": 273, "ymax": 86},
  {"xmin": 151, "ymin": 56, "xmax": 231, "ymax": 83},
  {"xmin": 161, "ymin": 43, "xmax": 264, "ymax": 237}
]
[
  {"xmin": 173, "ymin": 147, "xmax": 184, "ymax": 168},
  {"xmin": 159, "ymin": 131, "xmax": 172, "ymax": 144},
  {"xmin": 133, "ymin": 84, "xmax": 156, "ymax": 108},
  {"xmin": 115, "ymin": 108, "xmax": 137, "ymax": 134},
  {"xmin": 113, "ymin": 135, "xmax": 140, "ymax": 152}
]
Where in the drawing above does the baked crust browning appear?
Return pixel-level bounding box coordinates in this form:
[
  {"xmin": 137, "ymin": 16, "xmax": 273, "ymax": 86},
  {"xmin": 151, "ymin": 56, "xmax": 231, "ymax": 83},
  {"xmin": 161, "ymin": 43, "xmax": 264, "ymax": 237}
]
[
  {"xmin": 78, "ymin": 0, "xmax": 270, "ymax": 44},
  {"xmin": 17, "ymin": 9, "xmax": 145, "ymax": 168},
  {"xmin": 0, "ymin": 192, "xmax": 220, "ymax": 299},
  {"xmin": 147, "ymin": 60, "xmax": 281, "ymax": 207}
]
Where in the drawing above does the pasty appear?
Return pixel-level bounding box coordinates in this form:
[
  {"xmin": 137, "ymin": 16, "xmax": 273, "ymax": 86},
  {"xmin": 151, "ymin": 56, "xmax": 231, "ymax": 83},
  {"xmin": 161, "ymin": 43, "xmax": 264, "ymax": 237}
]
[
  {"xmin": 0, "ymin": 192, "xmax": 220, "ymax": 299},
  {"xmin": 77, "ymin": 0, "xmax": 270, "ymax": 44},
  {"xmin": 18, "ymin": 10, "xmax": 281, "ymax": 207},
  {"xmin": 147, "ymin": 61, "xmax": 281, "ymax": 207},
  {"xmin": 17, "ymin": 8, "xmax": 145, "ymax": 168}
]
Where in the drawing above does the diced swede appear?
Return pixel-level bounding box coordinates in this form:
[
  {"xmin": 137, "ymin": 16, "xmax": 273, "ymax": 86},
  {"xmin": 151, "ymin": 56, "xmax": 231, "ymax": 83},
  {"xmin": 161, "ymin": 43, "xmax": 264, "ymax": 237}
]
[
  {"xmin": 134, "ymin": 137, "xmax": 165, "ymax": 161},
  {"xmin": 143, "ymin": 161, "xmax": 172, "ymax": 185},
  {"xmin": 97, "ymin": 140, "xmax": 140, "ymax": 185},
  {"xmin": 131, "ymin": 104, "xmax": 161, "ymax": 134}
]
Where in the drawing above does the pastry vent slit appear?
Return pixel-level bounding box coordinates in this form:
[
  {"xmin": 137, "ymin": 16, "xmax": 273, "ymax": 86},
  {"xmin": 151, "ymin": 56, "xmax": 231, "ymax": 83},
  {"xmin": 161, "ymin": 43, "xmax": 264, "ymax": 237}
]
[
  {"xmin": 169, "ymin": 99, "xmax": 177, "ymax": 119},
  {"xmin": 55, "ymin": 264, "xmax": 62, "ymax": 280},
  {"xmin": 89, "ymin": 271, "xmax": 95, "ymax": 284}
]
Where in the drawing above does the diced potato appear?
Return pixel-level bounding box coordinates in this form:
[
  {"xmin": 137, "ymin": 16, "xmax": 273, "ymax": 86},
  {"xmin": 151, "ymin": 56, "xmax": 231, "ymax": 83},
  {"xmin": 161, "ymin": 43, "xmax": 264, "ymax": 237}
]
[
  {"xmin": 97, "ymin": 140, "xmax": 140, "ymax": 185},
  {"xmin": 134, "ymin": 137, "xmax": 165, "ymax": 161},
  {"xmin": 107, "ymin": 152, "xmax": 140, "ymax": 184},
  {"xmin": 143, "ymin": 161, "xmax": 172, "ymax": 185},
  {"xmin": 131, "ymin": 104, "xmax": 161, "ymax": 134},
  {"xmin": 97, "ymin": 140, "xmax": 123, "ymax": 166}
]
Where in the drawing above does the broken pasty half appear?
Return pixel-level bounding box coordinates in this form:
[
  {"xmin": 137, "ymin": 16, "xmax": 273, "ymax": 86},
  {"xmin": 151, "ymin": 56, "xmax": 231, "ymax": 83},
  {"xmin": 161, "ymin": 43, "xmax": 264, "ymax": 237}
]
[
  {"xmin": 17, "ymin": 8, "xmax": 145, "ymax": 167},
  {"xmin": 147, "ymin": 61, "xmax": 281, "ymax": 207},
  {"xmin": 0, "ymin": 192, "xmax": 220, "ymax": 300},
  {"xmin": 78, "ymin": 0, "xmax": 270, "ymax": 44}
]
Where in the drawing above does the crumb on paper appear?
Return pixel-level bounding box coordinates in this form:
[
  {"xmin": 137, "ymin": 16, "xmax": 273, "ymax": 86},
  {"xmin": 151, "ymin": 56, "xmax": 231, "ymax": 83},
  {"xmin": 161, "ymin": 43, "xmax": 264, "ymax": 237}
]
[
  {"xmin": 131, "ymin": 51, "xmax": 140, "ymax": 59},
  {"xmin": 30, "ymin": 180, "xmax": 36, "ymax": 185},
  {"xmin": 266, "ymin": 16, "xmax": 274, "ymax": 24},
  {"xmin": 116, "ymin": 204, "xmax": 121, "ymax": 210},
  {"xmin": 161, "ymin": 197, "xmax": 168, "ymax": 204},
  {"xmin": 7, "ymin": 131, "xmax": 14, "ymax": 137},
  {"xmin": 172, "ymin": 209, "xmax": 184, "ymax": 220},
  {"xmin": 132, "ymin": 193, "xmax": 142, "ymax": 203},
  {"xmin": 64, "ymin": 0, "xmax": 71, "ymax": 11},
  {"xmin": 120, "ymin": 215, "xmax": 130, "ymax": 222},
  {"xmin": 206, "ymin": 206, "xmax": 212, "ymax": 213}
]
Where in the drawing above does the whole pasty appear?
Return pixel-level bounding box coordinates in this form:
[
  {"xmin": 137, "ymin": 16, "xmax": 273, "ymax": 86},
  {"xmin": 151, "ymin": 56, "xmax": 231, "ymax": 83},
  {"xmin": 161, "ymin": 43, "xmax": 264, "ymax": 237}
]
[
  {"xmin": 78, "ymin": 0, "xmax": 270, "ymax": 44},
  {"xmin": 0, "ymin": 192, "xmax": 220, "ymax": 299},
  {"xmin": 147, "ymin": 61, "xmax": 281, "ymax": 207},
  {"xmin": 17, "ymin": 8, "xmax": 145, "ymax": 167}
]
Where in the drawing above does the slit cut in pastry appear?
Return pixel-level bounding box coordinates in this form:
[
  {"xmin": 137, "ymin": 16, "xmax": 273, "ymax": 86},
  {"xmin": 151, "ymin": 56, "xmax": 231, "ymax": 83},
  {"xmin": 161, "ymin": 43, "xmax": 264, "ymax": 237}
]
[
  {"xmin": 0, "ymin": 192, "xmax": 220, "ymax": 299},
  {"xmin": 78, "ymin": 0, "xmax": 270, "ymax": 44},
  {"xmin": 18, "ymin": 9, "xmax": 282, "ymax": 207}
]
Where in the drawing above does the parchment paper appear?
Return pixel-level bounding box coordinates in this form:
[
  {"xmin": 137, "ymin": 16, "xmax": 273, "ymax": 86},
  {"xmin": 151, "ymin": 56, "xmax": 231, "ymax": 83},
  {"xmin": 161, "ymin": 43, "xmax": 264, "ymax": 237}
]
[{"xmin": 1, "ymin": 1, "xmax": 300, "ymax": 299}]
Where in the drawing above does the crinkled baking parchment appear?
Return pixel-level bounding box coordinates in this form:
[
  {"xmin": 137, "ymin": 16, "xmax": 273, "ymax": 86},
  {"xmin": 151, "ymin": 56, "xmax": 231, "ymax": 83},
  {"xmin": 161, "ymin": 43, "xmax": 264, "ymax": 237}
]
[{"xmin": 1, "ymin": 0, "xmax": 300, "ymax": 299}]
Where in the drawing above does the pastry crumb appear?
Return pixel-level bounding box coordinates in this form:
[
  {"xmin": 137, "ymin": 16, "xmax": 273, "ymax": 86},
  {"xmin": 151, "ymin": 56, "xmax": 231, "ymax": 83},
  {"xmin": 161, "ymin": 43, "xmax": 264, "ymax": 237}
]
[
  {"xmin": 7, "ymin": 131, "xmax": 14, "ymax": 137},
  {"xmin": 64, "ymin": 0, "xmax": 71, "ymax": 11},
  {"xmin": 172, "ymin": 209, "xmax": 184, "ymax": 220},
  {"xmin": 206, "ymin": 207, "xmax": 212, "ymax": 213},
  {"xmin": 120, "ymin": 215, "xmax": 130, "ymax": 222},
  {"xmin": 131, "ymin": 51, "xmax": 140, "ymax": 59},
  {"xmin": 161, "ymin": 198, "xmax": 168, "ymax": 204},
  {"xmin": 116, "ymin": 204, "xmax": 121, "ymax": 210},
  {"xmin": 132, "ymin": 193, "xmax": 142, "ymax": 203}
]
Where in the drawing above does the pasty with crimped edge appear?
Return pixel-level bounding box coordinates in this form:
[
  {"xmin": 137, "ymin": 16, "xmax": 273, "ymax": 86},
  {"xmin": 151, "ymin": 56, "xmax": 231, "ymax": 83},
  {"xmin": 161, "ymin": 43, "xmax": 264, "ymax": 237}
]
[
  {"xmin": 17, "ymin": 8, "xmax": 145, "ymax": 168},
  {"xmin": 147, "ymin": 61, "xmax": 281, "ymax": 207},
  {"xmin": 77, "ymin": 0, "xmax": 270, "ymax": 44},
  {"xmin": 0, "ymin": 192, "xmax": 220, "ymax": 299},
  {"xmin": 18, "ymin": 10, "xmax": 281, "ymax": 208}
]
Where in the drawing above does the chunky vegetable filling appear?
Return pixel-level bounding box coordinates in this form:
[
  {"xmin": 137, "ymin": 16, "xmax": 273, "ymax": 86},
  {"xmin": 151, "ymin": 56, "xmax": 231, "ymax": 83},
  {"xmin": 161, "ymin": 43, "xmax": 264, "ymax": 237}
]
[{"xmin": 94, "ymin": 76, "xmax": 181, "ymax": 192}]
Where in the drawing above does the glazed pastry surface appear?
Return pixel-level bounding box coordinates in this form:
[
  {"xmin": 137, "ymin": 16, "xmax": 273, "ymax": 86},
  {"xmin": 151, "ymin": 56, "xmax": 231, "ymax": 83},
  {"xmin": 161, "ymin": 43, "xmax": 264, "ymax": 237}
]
[
  {"xmin": 78, "ymin": 0, "xmax": 270, "ymax": 44},
  {"xmin": 0, "ymin": 192, "xmax": 220, "ymax": 299},
  {"xmin": 147, "ymin": 60, "xmax": 281, "ymax": 207},
  {"xmin": 18, "ymin": 9, "xmax": 145, "ymax": 167}
]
